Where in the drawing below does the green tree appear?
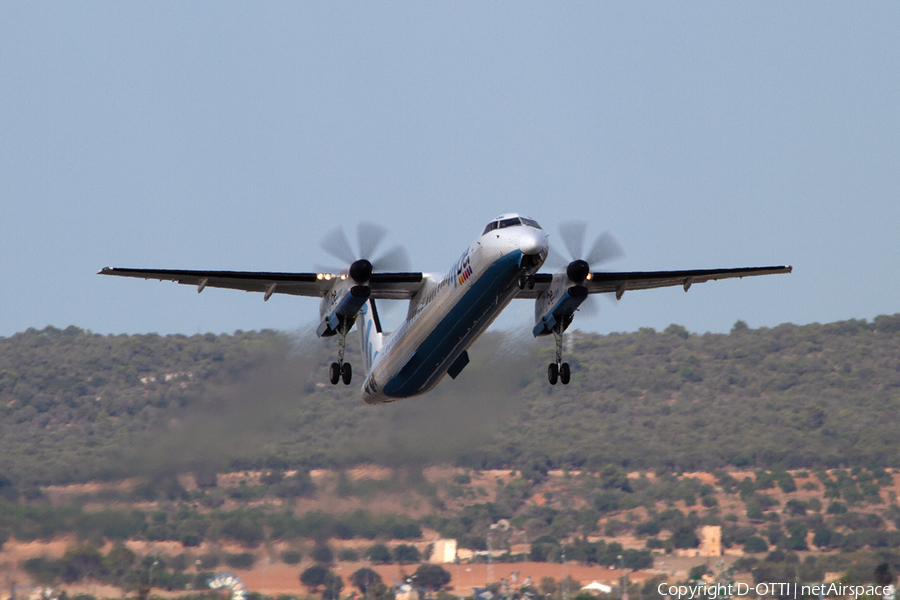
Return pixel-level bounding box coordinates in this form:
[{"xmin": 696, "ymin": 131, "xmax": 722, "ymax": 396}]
[
  {"xmin": 300, "ymin": 565, "xmax": 330, "ymax": 592},
  {"xmin": 672, "ymin": 526, "xmax": 699, "ymax": 549},
  {"xmin": 311, "ymin": 543, "xmax": 334, "ymax": 564},
  {"xmin": 365, "ymin": 543, "xmax": 393, "ymax": 564},
  {"xmin": 412, "ymin": 564, "xmax": 451, "ymax": 592},
  {"xmin": 103, "ymin": 546, "xmax": 137, "ymax": 583},
  {"xmin": 392, "ymin": 544, "xmax": 421, "ymax": 564},
  {"xmin": 599, "ymin": 464, "xmax": 631, "ymax": 492},
  {"xmin": 743, "ymin": 536, "xmax": 768, "ymax": 554},
  {"xmin": 321, "ymin": 571, "xmax": 344, "ymax": 600},
  {"xmin": 350, "ymin": 568, "xmax": 383, "ymax": 594}
]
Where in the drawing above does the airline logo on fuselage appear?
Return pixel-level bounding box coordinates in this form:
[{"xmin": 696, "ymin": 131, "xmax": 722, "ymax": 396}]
[{"xmin": 453, "ymin": 250, "xmax": 472, "ymax": 288}]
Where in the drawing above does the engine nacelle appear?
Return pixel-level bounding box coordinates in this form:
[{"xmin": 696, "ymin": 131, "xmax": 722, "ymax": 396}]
[
  {"xmin": 532, "ymin": 273, "xmax": 588, "ymax": 337},
  {"xmin": 316, "ymin": 276, "xmax": 371, "ymax": 337}
]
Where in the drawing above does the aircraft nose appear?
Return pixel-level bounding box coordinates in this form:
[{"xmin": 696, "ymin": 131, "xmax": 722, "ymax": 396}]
[{"xmin": 518, "ymin": 230, "xmax": 547, "ymax": 256}]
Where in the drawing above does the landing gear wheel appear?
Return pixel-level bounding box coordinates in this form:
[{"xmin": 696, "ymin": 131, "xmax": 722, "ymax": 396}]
[
  {"xmin": 329, "ymin": 362, "xmax": 341, "ymax": 385},
  {"xmin": 560, "ymin": 362, "xmax": 571, "ymax": 385},
  {"xmin": 518, "ymin": 273, "xmax": 527, "ymax": 290},
  {"xmin": 548, "ymin": 363, "xmax": 559, "ymax": 385},
  {"xmin": 341, "ymin": 362, "xmax": 352, "ymax": 385},
  {"xmin": 527, "ymin": 275, "xmax": 535, "ymax": 290}
]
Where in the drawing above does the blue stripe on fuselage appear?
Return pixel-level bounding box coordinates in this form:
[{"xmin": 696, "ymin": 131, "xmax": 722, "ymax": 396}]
[{"xmin": 382, "ymin": 250, "xmax": 523, "ymax": 398}]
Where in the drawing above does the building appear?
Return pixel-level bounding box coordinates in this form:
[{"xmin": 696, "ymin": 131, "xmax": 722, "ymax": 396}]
[
  {"xmin": 430, "ymin": 539, "xmax": 458, "ymax": 564},
  {"xmin": 699, "ymin": 525, "xmax": 722, "ymax": 557}
]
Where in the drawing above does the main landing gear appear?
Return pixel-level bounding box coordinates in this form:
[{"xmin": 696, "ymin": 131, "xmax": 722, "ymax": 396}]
[
  {"xmin": 548, "ymin": 323, "xmax": 571, "ymax": 385},
  {"xmin": 329, "ymin": 319, "xmax": 353, "ymax": 385}
]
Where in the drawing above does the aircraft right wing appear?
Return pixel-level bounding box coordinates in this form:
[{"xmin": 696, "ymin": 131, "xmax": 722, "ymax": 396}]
[
  {"xmin": 516, "ymin": 265, "xmax": 792, "ymax": 299},
  {"xmin": 585, "ymin": 265, "xmax": 792, "ymax": 297}
]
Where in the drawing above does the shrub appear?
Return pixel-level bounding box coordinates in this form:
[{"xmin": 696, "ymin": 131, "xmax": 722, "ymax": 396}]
[
  {"xmin": 365, "ymin": 544, "xmax": 392, "ymax": 564},
  {"xmin": 225, "ymin": 553, "xmax": 256, "ymax": 569},
  {"xmin": 744, "ymin": 536, "xmax": 769, "ymax": 553},
  {"xmin": 311, "ymin": 544, "xmax": 334, "ymax": 564},
  {"xmin": 338, "ymin": 548, "xmax": 359, "ymax": 562},
  {"xmin": 198, "ymin": 554, "xmax": 220, "ymax": 569},
  {"xmin": 393, "ymin": 544, "xmax": 421, "ymax": 564}
]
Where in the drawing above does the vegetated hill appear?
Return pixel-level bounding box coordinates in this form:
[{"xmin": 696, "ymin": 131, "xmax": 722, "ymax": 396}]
[
  {"xmin": 2, "ymin": 314, "xmax": 900, "ymax": 486},
  {"xmin": 6, "ymin": 465, "xmax": 900, "ymax": 594}
]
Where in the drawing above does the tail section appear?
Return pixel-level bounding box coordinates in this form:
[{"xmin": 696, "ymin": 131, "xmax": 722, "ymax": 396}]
[{"xmin": 359, "ymin": 298, "xmax": 384, "ymax": 373}]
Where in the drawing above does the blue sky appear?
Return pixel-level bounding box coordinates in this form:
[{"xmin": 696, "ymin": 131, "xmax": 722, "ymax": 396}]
[{"xmin": 2, "ymin": 2, "xmax": 898, "ymax": 338}]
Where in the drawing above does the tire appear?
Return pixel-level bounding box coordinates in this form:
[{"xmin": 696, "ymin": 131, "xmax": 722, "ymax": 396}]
[
  {"xmin": 518, "ymin": 273, "xmax": 526, "ymax": 290},
  {"xmin": 341, "ymin": 362, "xmax": 352, "ymax": 385},
  {"xmin": 560, "ymin": 362, "xmax": 571, "ymax": 385},
  {"xmin": 527, "ymin": 275, "xmax": 535, "ymax": 290},
  {"xmin": 547, "ymin": 363, "xmax": 558, "ymax": 385},
  {"xmin": 329, "ymin": 362, "xmax": 340, "ymax": 385}
]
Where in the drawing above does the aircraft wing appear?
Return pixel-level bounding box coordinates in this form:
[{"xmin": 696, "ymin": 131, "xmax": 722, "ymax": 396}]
[
  {"xmin": 516, "ymin": 265, "xmax": 792, "ymax": 299},
  {"xmin": 98, "ymin": 267, "xmax": 425, "ymax": 300}
]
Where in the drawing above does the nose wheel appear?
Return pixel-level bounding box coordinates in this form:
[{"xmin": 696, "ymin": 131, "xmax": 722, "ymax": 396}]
[
  {"xmin": 328, "ymin": 320, "xmax": 353, "ymax": 385},
  {"xmin": 548, "ymin": 324, "xmax": 571, "ymax": 385}
]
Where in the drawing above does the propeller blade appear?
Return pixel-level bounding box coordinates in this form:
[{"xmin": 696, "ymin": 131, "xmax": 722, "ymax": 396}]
[
  {"xmin": 558, "ymin": 221, "xmax": 587, "ymax": 260},
  {"xmin": 314, "ymin": 263, "xmax": 342, "ymax": 275},
  {"xmin": 373, "ymin": 245, "xmax": 411, "ymax": 272},
  {"xmin": 586, "ymin": 231, "xmax": 625, "ymax": 266},
  {"xmin": 358, "ymin": 221, "xmax": 388, "ymax": 260},
  {"xmin": 544, "ymin": 245, "xmax": 568, "ymax": 270},
  {"xmin": 320, "ymin": 227, "xmax": 356, "ymax": 264},
  {"xmin": 578, "ymin": 296, "xmax": 599, "ymax": 318},
  {"xmin": 322, "ymin": 222, "xmax": 409, "ymax": 273}
]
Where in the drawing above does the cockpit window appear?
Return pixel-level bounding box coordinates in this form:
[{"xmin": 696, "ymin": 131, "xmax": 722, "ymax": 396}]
[{"xmin": 483, "ymin": 216, "xmax": 541, "ymax": 235}]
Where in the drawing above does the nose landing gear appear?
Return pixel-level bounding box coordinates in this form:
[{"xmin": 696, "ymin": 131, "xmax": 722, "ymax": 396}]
[{"xmin": 548, "ymin": 323, "xmax": 571, "ymax": 385}]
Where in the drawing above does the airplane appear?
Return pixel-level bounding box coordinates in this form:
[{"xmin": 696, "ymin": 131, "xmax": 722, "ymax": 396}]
[{"xmin": 99, "ymin": 213, "xmax": 791, "ymax": 403}]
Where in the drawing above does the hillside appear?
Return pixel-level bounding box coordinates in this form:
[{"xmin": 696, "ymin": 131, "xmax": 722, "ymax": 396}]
[
  {"xmin": 2, "ymin": 314, "xmax": 900, "ymax": 486},
  {"xmin": 3, "ymin": 465, "xmax": 900, "ymax": 597}
]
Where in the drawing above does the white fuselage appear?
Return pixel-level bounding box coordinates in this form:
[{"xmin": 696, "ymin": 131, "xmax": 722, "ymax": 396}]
[{"xmin": 361, "ymin": 222, "xmax": 548, "ymax": 403}]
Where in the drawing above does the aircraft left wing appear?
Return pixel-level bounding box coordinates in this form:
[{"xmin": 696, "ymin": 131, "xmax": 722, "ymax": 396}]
[
  {"xmin": 516, "ymin": 265, "xmax": 792, "ymax": 299},
  {"xmin": 98, "ymin": 267, "xmax": 425, "ymax": 300}
]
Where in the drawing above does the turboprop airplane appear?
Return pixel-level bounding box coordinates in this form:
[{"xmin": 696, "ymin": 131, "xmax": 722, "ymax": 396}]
[{"xmin": 99, "ymin": 213, "xmax": 791, "ymax": 403}]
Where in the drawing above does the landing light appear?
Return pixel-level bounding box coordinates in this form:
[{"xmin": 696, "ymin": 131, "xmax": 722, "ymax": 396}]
[
  {"xmin": 586, "ymin": 273, "xmax": 592, "ymax": 281},
  {"xmin": 316, "ymin": 273, "xmax": 324, "ymax": 280},
  {"xmin": 324, "ymin": 273, "xmax": 332, "ymax": 280}
]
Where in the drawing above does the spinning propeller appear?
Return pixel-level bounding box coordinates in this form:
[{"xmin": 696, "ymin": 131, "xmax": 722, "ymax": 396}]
[
  {"xmin": 549, "ymin": 220, "xmax": 625, "ymax": 315},
  {"xmin": 320, "ymin": 222, "xmax": 411, "ymax": 283}
]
